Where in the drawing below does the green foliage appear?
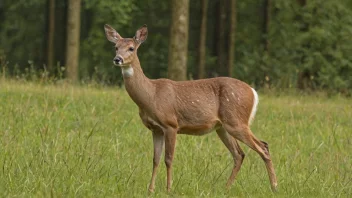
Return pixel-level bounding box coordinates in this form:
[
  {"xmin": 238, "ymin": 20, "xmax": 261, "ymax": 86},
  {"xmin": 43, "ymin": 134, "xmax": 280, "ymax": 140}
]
[
  {"xmin": 0, "ymin": 0, "xmax": 352, "ymax": 93},
  {"xmin": 131, "ymin": 0, "xmax": 170, "ymax": 78},
  {"xmin": 266, "ymin": 0, "xmax": 352, "ymax": 92},
  {"xmin": 79, "ymin": 0, "xmax": 170, "ymax": 83},
  {"xmin": 1, "ymin": 82, "xmax": 351, "ymax": 196},
  {"xmin": 80, "ymin": 0, "xmax": 136, "ymax": 84},
  {"xmin": 0, "ymin": 0, "xmax": 46, "ymax": 73}
]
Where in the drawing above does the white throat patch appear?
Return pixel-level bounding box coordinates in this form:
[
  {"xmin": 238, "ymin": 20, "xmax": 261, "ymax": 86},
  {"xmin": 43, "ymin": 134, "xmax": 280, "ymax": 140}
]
[{"xmin": 121, "ymin": 66, "xmax": 134, "ymax": 78}]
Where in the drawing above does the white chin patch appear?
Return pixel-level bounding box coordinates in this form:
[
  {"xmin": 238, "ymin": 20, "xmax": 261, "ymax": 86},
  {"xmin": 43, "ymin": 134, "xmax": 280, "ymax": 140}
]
[
  {"xmin": 113, "ymin": 61, "xmax": 123, "ymax": 66},
  {"xmin": 121, "ymin": 66, "xmax": 134, "ymax": 78}
]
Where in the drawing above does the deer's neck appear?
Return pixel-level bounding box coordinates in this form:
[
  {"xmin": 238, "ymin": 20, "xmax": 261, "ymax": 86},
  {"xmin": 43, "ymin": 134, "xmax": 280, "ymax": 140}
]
[{"xmin": 122, "ymin": 56, "xmax": 155, "ymax": 109}]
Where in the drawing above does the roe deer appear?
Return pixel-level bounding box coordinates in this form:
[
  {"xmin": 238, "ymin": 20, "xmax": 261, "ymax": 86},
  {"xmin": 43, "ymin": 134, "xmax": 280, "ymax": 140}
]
[{"xmin": 104, "ymin": 24, "xmax": 277, "ymax": 192}]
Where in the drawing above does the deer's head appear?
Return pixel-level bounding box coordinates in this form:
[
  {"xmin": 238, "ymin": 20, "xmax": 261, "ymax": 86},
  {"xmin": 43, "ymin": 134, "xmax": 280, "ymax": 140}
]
[{"xmin": 104, "ymin": 24, "xmax": 148, "ymax": 67}]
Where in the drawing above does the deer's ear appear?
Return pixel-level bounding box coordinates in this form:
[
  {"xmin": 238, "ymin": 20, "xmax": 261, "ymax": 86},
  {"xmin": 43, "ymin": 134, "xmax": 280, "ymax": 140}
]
[
  {"xmin": 104, "ymin": 24, "xmax": 122, "ymax": 43},
  {"xmin": 134, "ymin": 24, "xmax": 148, "ymax": 44}
]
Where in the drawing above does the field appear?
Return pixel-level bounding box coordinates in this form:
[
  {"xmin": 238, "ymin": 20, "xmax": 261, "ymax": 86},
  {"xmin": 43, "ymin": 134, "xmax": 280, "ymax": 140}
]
[{"xmin": 0, "ymin": 81, "xmax": 351, "ymax": 197}]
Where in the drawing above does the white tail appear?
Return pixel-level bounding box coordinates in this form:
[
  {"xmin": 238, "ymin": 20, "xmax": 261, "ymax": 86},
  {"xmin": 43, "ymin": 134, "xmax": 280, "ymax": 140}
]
[
  {"xmin": 249, "ymin": 88, "xmax": 259, "ymax": 125},
  {"xmin": 104, "ymin": 24, "xmax": 278, "ymax": 193}
]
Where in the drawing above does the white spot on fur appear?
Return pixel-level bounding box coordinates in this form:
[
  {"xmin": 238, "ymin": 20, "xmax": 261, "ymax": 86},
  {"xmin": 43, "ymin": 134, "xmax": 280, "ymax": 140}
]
[
  {"xmin": 196, "ymin": 100, "xmax": 199, "ymax": 102},
  {"xmin": 121, "ymin": 66, "xmax": 134, "ymax": 78},
  {"xmin": 226, "ymin": 98, "xmax": 229, "ymax": 102},
  {"xmin": 191, "ymin": 101, "xmax": 194, "ymax": 104},
  {"xmin": 249, "ymin": 88, "xmax": 259, "ymax": 125},
  {"xmin": 231, "ymin": 92, "xmax": 234, "ymax": 96}
]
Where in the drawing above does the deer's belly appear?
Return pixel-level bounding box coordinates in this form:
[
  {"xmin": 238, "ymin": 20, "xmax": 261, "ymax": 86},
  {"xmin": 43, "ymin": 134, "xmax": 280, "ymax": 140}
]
[
  {"xmin": 139, "ymin": 108, "xmax": 222, "ymax": 135},
  {"xmin": 177, "ymin": 120, "xmax": 221, "ymax": 136}
]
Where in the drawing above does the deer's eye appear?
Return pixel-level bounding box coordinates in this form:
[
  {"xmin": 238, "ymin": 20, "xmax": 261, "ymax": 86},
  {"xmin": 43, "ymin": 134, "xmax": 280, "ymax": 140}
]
[
  {"xmin": 129, "ymin": 47, "xmax": 134, "ymax": 52},
  {"xmin": 115, "ymin": 47, "xmax": 118, "ymax": 51}
]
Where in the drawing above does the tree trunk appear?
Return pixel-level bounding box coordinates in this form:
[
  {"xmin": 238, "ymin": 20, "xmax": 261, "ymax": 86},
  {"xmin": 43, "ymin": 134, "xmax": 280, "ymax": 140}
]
[
  {"xmin": 197, "ymin": 0, "xmax": 208, "ymax": 79},
  {"xmin": 54, "ymin": 0, "xmax": 68, "ymax": 74},
  {"xmin": 47, "ymin": 0, "xmax": 55, "ymax": 72},
  {"xmin": 263, "ymin": 0, "xmax": 271, "ymax": 52},
  {"xmin": 262, "ymin": 0, "xmax": 271, "ymax": 88},
  {"xmin": 65, "ymin": 0, "xmax": 81, "ymax": 83},
  {"xmin": 296, "ymin": 0, "xmax": 310, "ymax": 89},
  {"xmin": 227, "ymin": 0, "xmax": 236, "ymax": 77},
  {"xmin": 168, "ymin": 0, "xmax": 189, "ymax": 81},
  {"xmin": 217, "ymin": 0, "xmax": 227, "ymax": 76}
]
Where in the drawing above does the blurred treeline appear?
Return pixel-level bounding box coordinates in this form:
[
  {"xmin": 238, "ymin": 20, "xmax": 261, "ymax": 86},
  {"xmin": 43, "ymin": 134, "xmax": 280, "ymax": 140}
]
[{"xmin": 0, "ymin": 0, "xmax": 352, "ymax": 93}]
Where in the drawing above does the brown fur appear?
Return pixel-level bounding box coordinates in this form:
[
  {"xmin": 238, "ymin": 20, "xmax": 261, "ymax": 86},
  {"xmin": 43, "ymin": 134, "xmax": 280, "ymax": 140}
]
[{"xmin": 104, "ymin": 24, "xmax": 278, "ymax": 192}]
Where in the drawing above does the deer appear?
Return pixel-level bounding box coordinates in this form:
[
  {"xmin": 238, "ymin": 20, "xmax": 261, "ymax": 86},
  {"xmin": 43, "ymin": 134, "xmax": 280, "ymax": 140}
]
[{"xmin": 104, "ymin": 24, "xmax": 278, "ymax": 193}]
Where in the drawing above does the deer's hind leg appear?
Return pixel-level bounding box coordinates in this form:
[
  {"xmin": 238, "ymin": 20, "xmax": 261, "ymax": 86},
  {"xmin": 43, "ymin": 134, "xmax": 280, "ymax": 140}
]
[
  {"xmin": 223, "ymin": 123, "xmax": 278, "ymax": 191},
  {"xmin": 216, "ymin": 127, "xmax": 245, "ymax": 188}
]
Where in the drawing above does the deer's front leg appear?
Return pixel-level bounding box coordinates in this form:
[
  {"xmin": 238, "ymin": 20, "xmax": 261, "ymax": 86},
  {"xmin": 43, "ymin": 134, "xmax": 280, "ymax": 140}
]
[
  {"xmin": 164, "ymin": 127, "xmax": 177, "ymax": 192},
  {"xmin": 149, "ymin": 131, "xmax": 164, "ymax": 192}
]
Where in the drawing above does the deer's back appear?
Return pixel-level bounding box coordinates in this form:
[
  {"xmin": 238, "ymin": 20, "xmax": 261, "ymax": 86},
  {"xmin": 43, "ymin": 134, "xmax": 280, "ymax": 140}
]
[{"xmin": 151, "ymin": 77, "xmax": 254, "ymax": 131}]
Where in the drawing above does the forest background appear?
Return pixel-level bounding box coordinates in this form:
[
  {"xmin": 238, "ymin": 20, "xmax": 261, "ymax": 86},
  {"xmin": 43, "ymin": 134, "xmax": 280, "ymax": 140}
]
[{"xmin": 0, "ymin": 0, "xmax": 352, "ymax": 94}]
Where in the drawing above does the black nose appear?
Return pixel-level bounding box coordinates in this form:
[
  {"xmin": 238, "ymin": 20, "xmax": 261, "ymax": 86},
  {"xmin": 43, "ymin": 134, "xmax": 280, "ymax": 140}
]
[{"xmin": 113, "ymin": 57, "xmax": 123, "ymax": 65}]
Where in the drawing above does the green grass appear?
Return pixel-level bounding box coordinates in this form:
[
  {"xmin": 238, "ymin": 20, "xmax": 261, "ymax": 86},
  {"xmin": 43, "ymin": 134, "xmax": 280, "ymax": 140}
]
[{"xmin": 0, "ymin": 81, "xmax": 351, "ymax": 197}]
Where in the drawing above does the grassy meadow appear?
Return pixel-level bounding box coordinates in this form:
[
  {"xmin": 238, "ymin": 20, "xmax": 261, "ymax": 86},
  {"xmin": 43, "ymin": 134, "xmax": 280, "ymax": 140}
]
[{"xmin": 0, "ymin": 81, "xmax": 351, "ymax": 197}]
